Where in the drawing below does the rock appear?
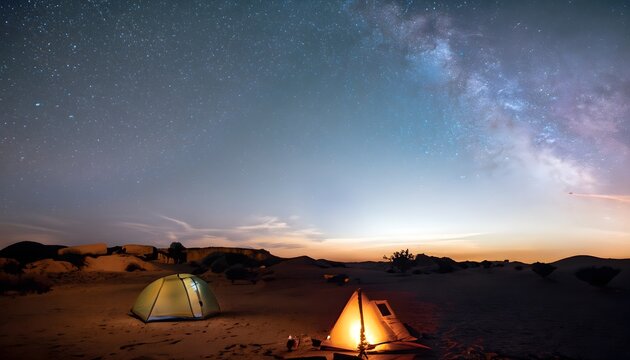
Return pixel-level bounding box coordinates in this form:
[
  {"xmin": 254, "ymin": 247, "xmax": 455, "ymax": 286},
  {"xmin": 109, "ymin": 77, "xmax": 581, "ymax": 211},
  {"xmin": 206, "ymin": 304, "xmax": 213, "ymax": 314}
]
[
  {"xmin": 122, "ymin": 244, "xmax": 157, "ymax": 260},
  {"xmin": 23, "ymin": 259, "xmax": 77, "ymax": 274},
  {"xmin": 58, "ymin": 243, "xmax": 107, "ymax": 256},
  {"xmin": 82, "ymin": 254, "xmax": 158, "ymax": 272}
]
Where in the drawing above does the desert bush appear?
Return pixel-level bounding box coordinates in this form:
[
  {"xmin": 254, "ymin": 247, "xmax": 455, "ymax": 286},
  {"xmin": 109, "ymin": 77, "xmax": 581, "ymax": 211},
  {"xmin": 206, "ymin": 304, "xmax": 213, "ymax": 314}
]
[
  {"xmin": 56, "ymin": 253, "xmax": 86, "ymax": 268},
  {"xmin": 125, "ymin": 263, "xmax": 145, "ymax": 272},
  {"xmin": 191, "ymin": 266, "xmax": 207, "ymax": 275},
  {"xmin": 514, "ymin": 265, "xmax": 523, "ymax": 271},
  {"xmin": 0, "ymin": 273, "xmax": 52, "ymax": 295},
  {"xmin": 225, "ymin": 264, "xmax": 258, "ymax": 284},
  {"xmin": 326, "ymin": 274, "xmax": 349, "ymax": 285},
  {"xmin": 0, "ymin": 258, "xmax": 22, "ymax": 274},
  {"xmin": 575, "ymin": 266, "xmax": 621, "ymax": 287},
  {"xmin": 224, "ymin": 252, "xmax": 258, "ymax": 267},
  {"xmin": 201, "ymin": 252, "xmax": 224, "ymax": 267},
  {"xmin": 383, "ymin": 249, "xmax": 415, "ymax": 273},
  {"xmin": 210, "ymin": 257, "xmax": 229, "ymax": 273},
  {"xmin": 168, "ymin": 242, "xmax": 186, "ymax": 264},
  {"xmin": 481, "ymin": 260, "xmax": 492, "ymax": 269},
  {"xmin": 531, "ymin": 262, "xmax": 556, "ymax": 278},
  {"xmin": 107, "ymin": 246, "xmax": 124, "ymax": 255},
  {"xmin": 202, "ymin": 252, "xmax": 261, "ymax": 269}
]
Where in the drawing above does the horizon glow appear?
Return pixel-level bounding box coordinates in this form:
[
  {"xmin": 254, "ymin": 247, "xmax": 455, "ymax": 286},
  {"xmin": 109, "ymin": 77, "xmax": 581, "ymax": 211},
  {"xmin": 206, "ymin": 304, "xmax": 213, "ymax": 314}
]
[{"xmin": 1, "ymin": 1, "xmax": 629, "ymax": 262}]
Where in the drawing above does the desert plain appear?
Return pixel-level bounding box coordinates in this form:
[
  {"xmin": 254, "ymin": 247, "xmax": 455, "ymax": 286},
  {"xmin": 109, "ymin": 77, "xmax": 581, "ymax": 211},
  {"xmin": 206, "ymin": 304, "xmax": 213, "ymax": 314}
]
[{"xmin": 1, "ymin": 244, "xmax": 629, "ymax": 360}]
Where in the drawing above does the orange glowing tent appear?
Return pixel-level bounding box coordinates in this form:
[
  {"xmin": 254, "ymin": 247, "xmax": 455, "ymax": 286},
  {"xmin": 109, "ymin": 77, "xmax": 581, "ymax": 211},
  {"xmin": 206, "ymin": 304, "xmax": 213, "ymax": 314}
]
[{"xmin": 321, "ymin": 289, "xmax": 430, "ymax": 354}]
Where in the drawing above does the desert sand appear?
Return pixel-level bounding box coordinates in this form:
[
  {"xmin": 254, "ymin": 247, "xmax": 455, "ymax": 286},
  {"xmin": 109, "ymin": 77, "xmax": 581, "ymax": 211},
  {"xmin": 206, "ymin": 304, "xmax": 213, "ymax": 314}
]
[{"xmin": 1, "ymin": 252, "xmax": 629, "ymax": 360}]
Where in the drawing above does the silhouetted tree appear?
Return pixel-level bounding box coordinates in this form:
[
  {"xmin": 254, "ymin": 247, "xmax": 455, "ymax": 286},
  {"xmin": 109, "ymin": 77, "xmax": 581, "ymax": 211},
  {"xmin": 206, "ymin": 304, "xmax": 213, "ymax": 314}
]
[
  {"xmin": 531, "ymin": 262, "xmax": 556, "ymax": 278},
  {"xmin": 575, "ymin": 266, "xmax": 621, "ymax": 287},
  {"xmin": 168, "ymin": 242, "xmax": 186, "ymax": 264},
  {"xmin": 383, "ymin": 249, "xmax": 415, "ymax": 273}
]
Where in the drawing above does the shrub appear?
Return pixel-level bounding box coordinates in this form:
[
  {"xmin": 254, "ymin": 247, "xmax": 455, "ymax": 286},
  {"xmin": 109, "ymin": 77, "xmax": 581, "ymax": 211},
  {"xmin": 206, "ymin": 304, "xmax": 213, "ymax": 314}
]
[
  {"xmin": 168, "ymin": 242, "xmax": 186, "ymax": 264},
  {"xmin": 125, "ymin": 263, "xmax": 145, "ymax": 272},
  {"xmin": 56, "ymin": 253, "xmax": 86, "ymax": 268},
  {"xmin": 326, "ymin": 274, "xmax": 349, "ymax": 285},
  {"xmin": 480, "ymin": 260, "xmax": 492, "ymax": 269},
  {"xmin": 0, "ymin": 258, "xmax": 22, "ymax": 274},
  {"xmin": 210, "ymin": 257, "xmax": 229, "ymax": 273},
  {"xmin": 107, "ymin": 246, "xmax": 124, "ymax": 255},
  {"xmin": 0, "ymin": 273, "xmax": 52, "ymax": 295},
  {"xmin": 225, "ymin": 264, "xmax": 257, "ymax": 284},
  {"xmin": 531, "ymin": 262, "xmax": 556, "ymax": 278},
  {"xmin": 514, "ymin": 265, "xmax": 523, "ymax": 271},
  {"xmin": 383, "ymin": 249, "xmax": 415, "ymax": 273},
  {"xmin": 575, "ymin": 266, "xmax": 621, "ymax": 287}
]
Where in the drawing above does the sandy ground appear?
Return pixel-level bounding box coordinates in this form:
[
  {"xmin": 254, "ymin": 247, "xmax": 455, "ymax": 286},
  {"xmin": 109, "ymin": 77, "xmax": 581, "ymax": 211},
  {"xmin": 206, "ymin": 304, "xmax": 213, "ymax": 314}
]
[{"xmin": 1, "ymin": 258, "xmax": 629, "ymax": 360}]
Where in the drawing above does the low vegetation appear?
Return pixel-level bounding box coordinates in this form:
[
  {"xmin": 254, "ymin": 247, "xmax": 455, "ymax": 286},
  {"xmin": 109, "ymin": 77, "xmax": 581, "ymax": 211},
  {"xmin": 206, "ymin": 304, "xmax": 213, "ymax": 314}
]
[
  {"xmin": 125, "ymin": 263, "xmax": 145, "ymax": 272},
  {"xmin": 167, "ymin": 242, "xmax": 187, "ymax": 264},
  {"xmin": 0, "ymin": 273, "xmax": 51, "ymax": 295},
  {"xmin": 383, "ymin": 249, "xmax": 415, "ymax": 273}
]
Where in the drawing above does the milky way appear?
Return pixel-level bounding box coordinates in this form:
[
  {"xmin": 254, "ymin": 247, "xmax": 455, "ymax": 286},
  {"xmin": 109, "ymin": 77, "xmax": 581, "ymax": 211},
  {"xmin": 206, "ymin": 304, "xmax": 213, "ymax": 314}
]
[{"xmin": 1, "ymin": 1, "xmax": 629, "ymax": 260}]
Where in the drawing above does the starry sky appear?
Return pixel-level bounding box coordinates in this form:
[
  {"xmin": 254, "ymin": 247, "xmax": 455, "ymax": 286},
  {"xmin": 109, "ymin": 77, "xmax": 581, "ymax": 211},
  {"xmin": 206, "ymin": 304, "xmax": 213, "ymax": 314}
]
[{"xmin": 1, "ymin": 0, "xmax": 629, "ymax": 261}]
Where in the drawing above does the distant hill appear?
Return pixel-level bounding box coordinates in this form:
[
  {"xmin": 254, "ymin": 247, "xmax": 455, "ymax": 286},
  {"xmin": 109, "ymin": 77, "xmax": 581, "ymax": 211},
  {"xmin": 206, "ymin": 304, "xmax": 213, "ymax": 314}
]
[
  {"xmin": 553, "ymin": 255, "xmax": 630, "ymax": 268},
  {"xmin": 271, "ymin": 255, "xmax": 346, "ymax": 269},
  {"xmin": 0, "ymin": 241, "xmax": 66, "ymax": 264}
]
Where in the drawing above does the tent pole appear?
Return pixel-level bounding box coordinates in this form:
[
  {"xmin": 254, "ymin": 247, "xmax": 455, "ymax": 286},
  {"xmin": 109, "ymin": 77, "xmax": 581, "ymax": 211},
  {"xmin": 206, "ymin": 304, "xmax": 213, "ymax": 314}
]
[{"xmin": 357, "ymin": 288, "xmax": 369, "ymax": 359}]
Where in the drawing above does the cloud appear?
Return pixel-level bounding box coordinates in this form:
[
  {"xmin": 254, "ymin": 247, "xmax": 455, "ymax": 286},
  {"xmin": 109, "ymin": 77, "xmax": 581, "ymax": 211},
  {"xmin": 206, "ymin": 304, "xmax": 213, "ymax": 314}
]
[
  {"xmin": 323, "ymin": 232, "xmax": 484, "ymax": 247},
  {"xmin": 237, "ymin": 216, "xmax": 289, "ymax": 231},
  {"xmin": 118, "ymin": 214, "xmax": 323, "ymax": 249},
  {"xmin": 0, "ymin": 222, "xmax": 65, "ymax": 234},
  {"xmin": 569, "ymin": 193, "xmax": 630, "ymax": 204},
  {"xmin": 0, "ymin": 219, "xmax": 69, "ymax": 247}
]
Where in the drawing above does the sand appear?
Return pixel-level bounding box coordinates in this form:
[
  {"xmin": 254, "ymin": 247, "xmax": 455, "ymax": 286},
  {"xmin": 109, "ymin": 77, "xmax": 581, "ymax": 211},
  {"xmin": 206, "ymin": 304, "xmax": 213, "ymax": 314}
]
[{"xmin": 1, "ymin": 257, "xmax": 629, "ymax": 359}]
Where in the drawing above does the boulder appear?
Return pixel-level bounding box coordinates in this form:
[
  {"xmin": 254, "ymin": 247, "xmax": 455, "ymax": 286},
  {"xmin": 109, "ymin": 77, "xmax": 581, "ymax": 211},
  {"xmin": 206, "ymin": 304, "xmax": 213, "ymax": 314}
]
[
  {"xmin": 23, "ymin": 259, "xmax": 77, "ymax": 274},
  {"xmin": 122, "ymin": 244, "xmax": 157, "ymax": 260},
  {"xmin": 83, "ymin": 254, "xmax": 158, "ymax": 272},
  {"xmin": 58, "ymin": 243, "xmax": 107, "ymax": 256}
]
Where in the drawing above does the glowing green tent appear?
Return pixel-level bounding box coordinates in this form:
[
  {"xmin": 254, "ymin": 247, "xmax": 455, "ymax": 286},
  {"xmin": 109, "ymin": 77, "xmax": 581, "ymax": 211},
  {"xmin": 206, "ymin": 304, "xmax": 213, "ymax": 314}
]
[{"xmin": 131, "ymin": 273, "xmax": 220, "ymax": 322}]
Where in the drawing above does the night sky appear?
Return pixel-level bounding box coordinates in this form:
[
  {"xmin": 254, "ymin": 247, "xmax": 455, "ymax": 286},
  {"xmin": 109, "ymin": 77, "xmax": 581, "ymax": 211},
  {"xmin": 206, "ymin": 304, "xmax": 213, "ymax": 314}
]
[{"xmin": 1, "ymin": 1, "xmax": 629, "ymax": 261}]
